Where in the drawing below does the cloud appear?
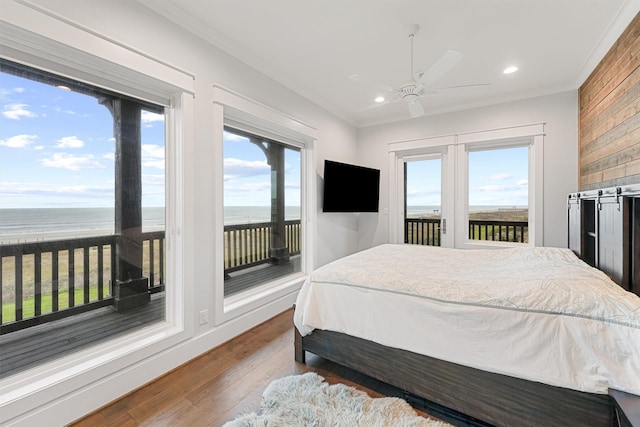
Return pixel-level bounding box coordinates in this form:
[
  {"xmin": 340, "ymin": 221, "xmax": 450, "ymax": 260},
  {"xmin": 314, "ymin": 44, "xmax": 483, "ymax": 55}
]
[
  {"xmin": 0, "ymin": 181, "xmax": 113, "ymax": 198},
  {"xmin": 407, "ymin": 189, "xmax": 441, "ymax": 197},
  {"xmin": 53, "ymin": 106, "xmax": 76, "ymax": 115},
  {"xmin": 142, "ymin": 144, "xmax": 165, "ymax": 170},
  {"xmin": 516, "ymin": 179, "xmax": 528, "ymax": 186},
  {"xmin": 40, "ymin": 153, "xmax": 105, "ymax": 170},
  {"xmin": 141, "ymin": 111, "xmax": 164, "ymax": 124},
  {"xmin": 2, "ymin": 103, "xmax": 38, "ymax": 120},
  {"xmin": 224, "ymin": 158, "xmax": 270, "ymax": 179},
  {"xmin": 143, "ymin": 159, "xmax": 165, "ymax": 169},
  {"xmin": 0, "ymin": 134, "xmax": 38, "ymax": 148},
  {"xmin": 223, "ymin": 131, "xmax": 250, "ymax": 143},
  {"xmin": 225, "ymin": 182, "xmax": 271, "ymax": 193},
  {"xmin": 143, "ymin": 174, "xmax": 165, "ymax": 186},
  {"xmin": 478, "ymin": 185, "xmax": 502, "ymax": 192},
  {"xmin": 142, "ymin": 144, "xmax": 164, "ymax": 159},
  {"xmin": 489, "ymin": 172, "xmax": 512, "ymax": 181},
  {"xmin": 55, "ymin": 136, "xmax": 84, "ymax": 148},
  {"xmin": 476, "ymin": 182, "xmax": 529, "ymax": 193}
]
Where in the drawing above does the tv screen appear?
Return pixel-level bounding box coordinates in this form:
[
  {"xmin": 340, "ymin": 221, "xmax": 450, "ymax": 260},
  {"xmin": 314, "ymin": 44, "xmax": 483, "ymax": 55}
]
[{"xmin": 322, "ymin": 160, "xmax": 380, "ymax": 212}]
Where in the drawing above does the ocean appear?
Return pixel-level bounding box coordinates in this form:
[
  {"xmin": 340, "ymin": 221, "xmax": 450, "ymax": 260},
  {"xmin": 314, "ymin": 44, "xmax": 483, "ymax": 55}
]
[
  {"xmin": 0, "ymin": 206, "xmax": 301, "ymax": 243},
  {"xmin": 1, "ymin": 205, "xmax": 524, "ymax": 243},
  {"xmin": 406, "ymin": 205, "xmax": 527, "ymax": 216}
]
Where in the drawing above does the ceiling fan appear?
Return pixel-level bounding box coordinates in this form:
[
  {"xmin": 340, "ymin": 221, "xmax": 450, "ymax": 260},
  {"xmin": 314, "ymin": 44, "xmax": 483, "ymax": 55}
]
[{"xmin": 356, "ymin": 24, "xmax": 489, "ymax": 118}]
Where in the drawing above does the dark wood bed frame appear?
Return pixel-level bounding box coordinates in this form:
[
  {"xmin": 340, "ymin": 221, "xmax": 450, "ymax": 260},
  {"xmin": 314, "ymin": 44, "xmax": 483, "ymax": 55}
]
[{"xmin": 294, "ymin": 319, "xmax": 639, "ymax": 427}]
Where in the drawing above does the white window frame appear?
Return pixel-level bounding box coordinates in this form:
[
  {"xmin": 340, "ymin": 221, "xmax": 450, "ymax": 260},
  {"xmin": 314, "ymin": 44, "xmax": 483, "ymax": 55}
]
[
  {"xmin": 0, "ymin": 5, "xmax": 193, "ymax": 425},
  {"xmin": 389, "ymin": 124, "xmax": 544, "ymax": 249},
  {"xmin": 212, "ymin": 85, "xmax": 317, "ymax": 325}
]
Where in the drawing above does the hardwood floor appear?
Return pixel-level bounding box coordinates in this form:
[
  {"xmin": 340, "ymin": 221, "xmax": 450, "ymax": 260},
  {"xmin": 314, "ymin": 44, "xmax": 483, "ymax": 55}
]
[{"xmin": 68, "ymin": 308, "xmax": 450, "ymax": 427}]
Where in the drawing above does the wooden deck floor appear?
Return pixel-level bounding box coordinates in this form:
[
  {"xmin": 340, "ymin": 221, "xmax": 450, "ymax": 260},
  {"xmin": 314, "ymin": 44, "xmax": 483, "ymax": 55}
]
[
  {"xmin": 224, "ymin": 255, "xmax": 301, "ymax": 296},
  {"xmin": 69, "ymin": 309, "xmax": 455, "ymax": 427},
  {"xmin": 0, "ymin": 293, "xmax": 165, "ymax": 380},
  {"xmin": 1, "ymin": 258, "xmax": 301, "ymax": 380}
]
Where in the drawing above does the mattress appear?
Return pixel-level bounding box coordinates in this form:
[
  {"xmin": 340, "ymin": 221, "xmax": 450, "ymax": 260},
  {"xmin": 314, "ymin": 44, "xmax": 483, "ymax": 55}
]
[{"xmin": 293, "ymin": 244, "xmax": 640, "ymax": 395}]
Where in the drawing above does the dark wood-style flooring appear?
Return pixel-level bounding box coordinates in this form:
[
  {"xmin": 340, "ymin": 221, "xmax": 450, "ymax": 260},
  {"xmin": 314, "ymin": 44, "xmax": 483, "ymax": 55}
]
[{"xmin": 68, "ymin": 308, "xmax": 452, "ymax": 427}]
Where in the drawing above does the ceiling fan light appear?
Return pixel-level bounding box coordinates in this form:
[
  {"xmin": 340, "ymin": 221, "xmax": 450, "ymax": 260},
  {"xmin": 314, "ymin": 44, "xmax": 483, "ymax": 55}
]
[{"xmin": 503, "ymin": 66, "xmax": 518, "ymax": 74}]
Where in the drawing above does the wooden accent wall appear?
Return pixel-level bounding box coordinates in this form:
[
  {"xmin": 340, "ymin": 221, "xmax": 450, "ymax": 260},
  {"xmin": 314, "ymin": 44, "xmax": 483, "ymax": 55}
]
[{"xmin": 579, "ymin": 12, "xmax": 640, "ymax": 191}]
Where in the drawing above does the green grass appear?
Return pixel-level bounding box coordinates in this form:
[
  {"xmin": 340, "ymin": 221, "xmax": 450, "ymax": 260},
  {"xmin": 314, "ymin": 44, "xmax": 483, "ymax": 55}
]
[{"xmin": 2, "ymin": 284, "xmax": 109, "ymax": 322}]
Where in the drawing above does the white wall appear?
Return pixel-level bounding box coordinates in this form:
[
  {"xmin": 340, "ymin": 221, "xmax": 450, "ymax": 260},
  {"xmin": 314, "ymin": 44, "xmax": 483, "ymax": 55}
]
[
  {"xmin": 0, "ymin": 1, "xmax": 360, "ymax": 425},
  {"xmin": 356, "ymin": 91, "xmax": 579, "ymax": 250}
]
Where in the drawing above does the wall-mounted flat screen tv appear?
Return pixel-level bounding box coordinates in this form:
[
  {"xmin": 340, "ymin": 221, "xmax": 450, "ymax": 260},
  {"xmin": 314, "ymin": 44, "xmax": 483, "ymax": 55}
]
[{"xmin": 322, "ymin": 160, "xmax": 380, "ymax": 213}]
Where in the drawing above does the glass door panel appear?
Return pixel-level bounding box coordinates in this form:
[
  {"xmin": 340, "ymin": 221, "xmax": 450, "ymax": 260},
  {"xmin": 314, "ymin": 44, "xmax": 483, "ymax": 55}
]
[
  {"xmin": 404, "ymin": 157, "xmax": 443, "ymax": 246},
  {"xmin": 467, "ymin": 146, "xmax": 529, "ymax": 244}
]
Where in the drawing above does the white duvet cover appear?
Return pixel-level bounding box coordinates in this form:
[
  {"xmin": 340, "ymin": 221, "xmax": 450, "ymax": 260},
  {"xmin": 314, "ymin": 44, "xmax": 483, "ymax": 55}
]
[{"xmin": 293, "ymin": 244, "xmax": 640, "ymax": 395}]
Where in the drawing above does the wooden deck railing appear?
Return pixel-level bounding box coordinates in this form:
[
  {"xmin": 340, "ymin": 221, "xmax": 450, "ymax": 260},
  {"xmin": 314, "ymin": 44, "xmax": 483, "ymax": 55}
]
[
  {"xmin": 1, "ymin": 221, "xmax": 304, "ymax": 334},
  {"xmin": 405, "ymin": 218, "xmax": 529, "ymax": 246},
  {"xmin": 405, "ymin": 218, "xmax": 442, "ymax": 246},
  {"xmin": 0, "ymin": 231, "xmax": 165, "ymax": 334},
  {"xmin": 224, "ymin": 220, "xmax": 301, "ymax": 274},
  {"xmin": 468, "ymin": 220, "xmax": 528, "ymax": 243}
]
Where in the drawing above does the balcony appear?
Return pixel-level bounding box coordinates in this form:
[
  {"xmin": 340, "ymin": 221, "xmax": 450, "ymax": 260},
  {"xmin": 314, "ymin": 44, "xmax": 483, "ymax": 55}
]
[
  {"xmin": 0, "ymin": 220, "xmax": 301, "ymax": 379},
  {"xmin": 405, "ymin": 217, "xmax": 529, "ymax": 246}
]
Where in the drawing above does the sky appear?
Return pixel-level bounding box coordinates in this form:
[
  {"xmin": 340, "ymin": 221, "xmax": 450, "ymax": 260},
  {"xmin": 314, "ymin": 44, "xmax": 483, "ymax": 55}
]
[
  {"xmin": 0, "ymin": 70, "xmax": 165, "ymax": 209},
  {"xmin": 0, "ymin": 67, "xmax": 303, "ymax": 211},
  {"xmin": 223, "ymin": 130, "xmax": 301, "ymax": 207},
  {"xmin": 406, "ymin": 146, "xmax": 529, "ymax": 208}
]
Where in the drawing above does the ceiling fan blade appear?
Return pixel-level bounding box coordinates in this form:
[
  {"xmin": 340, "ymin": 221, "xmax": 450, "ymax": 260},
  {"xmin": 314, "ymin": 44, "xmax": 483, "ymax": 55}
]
[
  {"xmin": 427, "ymin": 83, "xmax": 491, "ymax": 97},
  {"xmin": 416, "ymin": 50, "xmax": 463, "ymax": 86},
  {"xmin": 407, "ymin": 100, "xmax": 424, "ymax": 118}
]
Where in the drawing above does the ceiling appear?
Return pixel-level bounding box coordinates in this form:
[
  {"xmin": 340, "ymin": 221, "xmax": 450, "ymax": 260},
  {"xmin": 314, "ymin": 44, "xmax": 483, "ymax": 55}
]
[{"xmin": 140, "ymin": 0, "xmax": 639, "ymax": 128}]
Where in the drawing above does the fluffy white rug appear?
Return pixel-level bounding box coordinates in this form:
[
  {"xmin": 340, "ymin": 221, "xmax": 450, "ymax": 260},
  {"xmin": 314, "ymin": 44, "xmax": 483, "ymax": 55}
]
[{"xmin": 223, "ymin": 372, "xmax": 452, "ymax": 427}]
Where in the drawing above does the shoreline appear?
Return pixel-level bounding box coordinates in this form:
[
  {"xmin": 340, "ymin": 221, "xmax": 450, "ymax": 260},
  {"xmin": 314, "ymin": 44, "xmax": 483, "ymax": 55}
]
[{"xmin": 0, "ymin": 228, "xmax": 163, "ymax": 245}]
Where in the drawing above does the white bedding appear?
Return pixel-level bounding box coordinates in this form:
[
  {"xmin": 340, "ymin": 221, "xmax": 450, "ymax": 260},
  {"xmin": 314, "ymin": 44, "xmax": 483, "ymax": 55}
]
[{"xmin": 293, "ymin": 244, "xmax": 640, "ymax": 395}]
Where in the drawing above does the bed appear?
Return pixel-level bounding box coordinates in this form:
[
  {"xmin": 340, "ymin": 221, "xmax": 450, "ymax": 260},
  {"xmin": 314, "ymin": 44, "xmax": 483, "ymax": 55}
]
[{"xmin": 293, "ymin": 244, "xmax": 640, "ymax": 426}]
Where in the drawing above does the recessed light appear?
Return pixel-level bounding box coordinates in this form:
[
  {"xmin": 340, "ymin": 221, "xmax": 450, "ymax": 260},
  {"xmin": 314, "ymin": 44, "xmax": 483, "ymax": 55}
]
[
  {"xmin": 374, "ymin": 96, "xmax": 385, "ymax": 103},
  {"xmin": 56, "ymin": 85, "xmax": 72, "ymax": 91},
  {"xmin": 503, "ymin": 66, "xmax": 518, "ymax": 74}
]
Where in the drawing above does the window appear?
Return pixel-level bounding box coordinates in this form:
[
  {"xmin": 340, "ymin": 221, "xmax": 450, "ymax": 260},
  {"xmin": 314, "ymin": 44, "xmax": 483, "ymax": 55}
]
[
  {"xmin": 222, "ymin": 127, "xmax": 302, "ymax": 296},
  {"xmin": 212, "ymin": 85, "xmax": 316, "ymax": 324},
  {"xmin": 467, "ymin": 146, "xmax": 529, "ymax": 243},
  {"xmin": 0, "ymin": 59, "xmax": 166, "ymax": 379}
]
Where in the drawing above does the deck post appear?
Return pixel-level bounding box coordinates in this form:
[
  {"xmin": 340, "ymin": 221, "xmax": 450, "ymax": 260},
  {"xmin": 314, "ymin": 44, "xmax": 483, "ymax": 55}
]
[
  {"xmin": 105, "ymin": 98, "xmax": 150, "ymax": 311},
  {"xmin": 246, "ymin": 132, "xmax": 290, "ymax": 266},
  {"xmin": 267, "ymin": 143, "xmax": 290, "ymax": 265}
]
